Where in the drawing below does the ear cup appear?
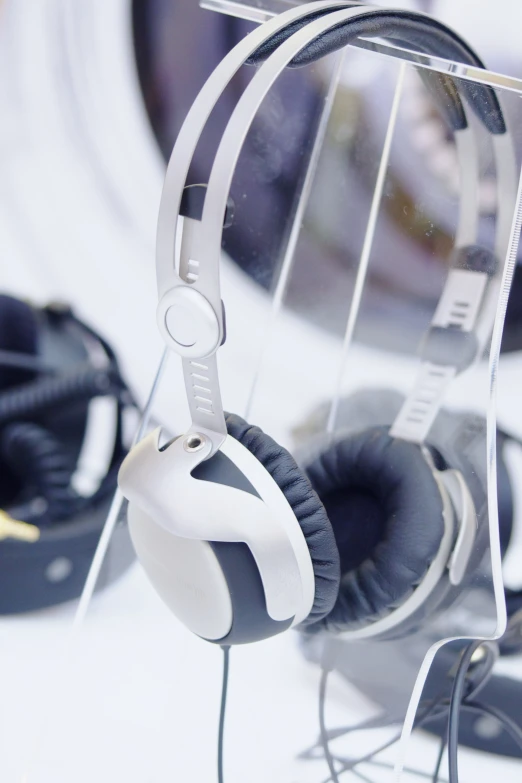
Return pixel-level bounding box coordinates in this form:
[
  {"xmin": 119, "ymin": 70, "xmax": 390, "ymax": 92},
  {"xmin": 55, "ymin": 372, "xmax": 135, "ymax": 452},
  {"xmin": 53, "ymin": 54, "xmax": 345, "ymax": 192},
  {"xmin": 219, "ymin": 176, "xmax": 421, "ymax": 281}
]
[
  {"xmin": 0, "ymin": 294, "xmax": 39, "ymax": 390},
  {"xmin": 225, "ymin": 413, "xmax": 340, "ymax": 626},
  {"xmin": 305, "ymin": 426, "xmax": 445, "ymax": 633}
]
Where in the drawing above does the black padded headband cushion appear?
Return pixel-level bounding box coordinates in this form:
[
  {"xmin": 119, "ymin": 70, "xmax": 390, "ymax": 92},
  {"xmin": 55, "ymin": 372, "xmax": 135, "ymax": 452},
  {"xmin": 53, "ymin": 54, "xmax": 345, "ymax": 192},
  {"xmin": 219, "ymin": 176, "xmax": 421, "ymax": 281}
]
[
  {"xmin": 225, "ymin": 413, "xmax": 340, "ymax": 626},
  {"xmin": 305, "ymin": 426, "xmax": 445, "ymax": 633},
  {"xmin": 0, "ymin": 294, "xmax": 39, "ymax": 391},
  {"xmin": 248, "ymin": 7, "xmax": 505, "ymax": 135}
]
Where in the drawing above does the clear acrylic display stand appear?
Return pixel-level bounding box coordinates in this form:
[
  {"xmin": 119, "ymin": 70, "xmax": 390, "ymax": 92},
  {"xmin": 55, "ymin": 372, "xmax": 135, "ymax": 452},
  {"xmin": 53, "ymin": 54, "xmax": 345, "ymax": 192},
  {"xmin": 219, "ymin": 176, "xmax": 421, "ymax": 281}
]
[
  {"xmin": 6, "ymin": 4, "xmax": 522, "ymax": 781},
  {"xmin": 201, "ymin": 0, "xmax": 303, "ymax": 23}
]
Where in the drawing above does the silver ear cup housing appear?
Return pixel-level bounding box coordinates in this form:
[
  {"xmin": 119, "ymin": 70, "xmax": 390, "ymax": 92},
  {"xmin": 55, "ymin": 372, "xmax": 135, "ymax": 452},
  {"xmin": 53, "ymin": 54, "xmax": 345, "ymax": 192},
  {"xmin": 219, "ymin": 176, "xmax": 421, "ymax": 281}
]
[
  {"xmin": 118, "ymin": 429, "xmax": 315, "ymax": 644},
  {"xmin": 127, "ymin": 502, "xmax": 234, "ymax": 640}
]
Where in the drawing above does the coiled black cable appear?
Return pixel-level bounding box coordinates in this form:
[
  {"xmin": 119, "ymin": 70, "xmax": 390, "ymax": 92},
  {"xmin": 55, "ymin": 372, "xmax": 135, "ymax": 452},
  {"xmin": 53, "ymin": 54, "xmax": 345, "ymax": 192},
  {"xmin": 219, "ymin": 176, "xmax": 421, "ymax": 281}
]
[
  {"xmin": 0, "ymin": 364, "xmax": 126, "ymax": 425},
  {"xmin": 0, "ymin": 299, "xmax": 136, "ymax": 535},
  {"xmin": 1, "ymin": 421, "xmax": 77, "ymax": 525}
]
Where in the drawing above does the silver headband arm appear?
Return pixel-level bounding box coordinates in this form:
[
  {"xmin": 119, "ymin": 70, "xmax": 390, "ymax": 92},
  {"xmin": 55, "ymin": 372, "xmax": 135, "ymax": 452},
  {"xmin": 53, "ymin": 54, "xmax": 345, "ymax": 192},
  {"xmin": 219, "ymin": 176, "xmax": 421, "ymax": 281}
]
[
  {"xmin": 192, "ymin": 5, "xmax": 507, "ymax": 449},
  {"xmin": 183, "ymin": 7, "xmax": 392, "ymax": 451},
  {"xmin": 390, "ymin": 125, "xmax": 516, "ymax": 442},
  {"xmin": 155, "ymin": 2, "xmax": 365, "ymax": 453},
  {"xmin": 156, "ymin": 1, "xmax": 357, "ymax": 300}
]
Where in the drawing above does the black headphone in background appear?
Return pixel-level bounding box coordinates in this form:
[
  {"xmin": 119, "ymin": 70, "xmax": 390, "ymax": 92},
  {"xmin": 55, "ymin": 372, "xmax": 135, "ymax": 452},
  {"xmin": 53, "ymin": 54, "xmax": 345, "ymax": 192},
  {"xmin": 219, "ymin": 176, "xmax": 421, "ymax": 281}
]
[
  {"xmin": 119, "ymin": 3, "xmax": 517, "ymax": 646},
  {"xmin": 0, "ymin": 293, "xmax": 137, "ymax": 613}
]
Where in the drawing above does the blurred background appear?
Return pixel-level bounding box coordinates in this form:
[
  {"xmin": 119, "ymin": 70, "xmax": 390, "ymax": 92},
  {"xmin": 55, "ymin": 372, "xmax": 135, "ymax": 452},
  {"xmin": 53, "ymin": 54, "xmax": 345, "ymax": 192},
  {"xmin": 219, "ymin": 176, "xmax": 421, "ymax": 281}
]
[
  {"xmin": 2, "ymin": 1, "xmax": 522, "ymax": 781},
  {"xmin": 4, "ymin": 0, "xmax": 522, "ymax": 375}
]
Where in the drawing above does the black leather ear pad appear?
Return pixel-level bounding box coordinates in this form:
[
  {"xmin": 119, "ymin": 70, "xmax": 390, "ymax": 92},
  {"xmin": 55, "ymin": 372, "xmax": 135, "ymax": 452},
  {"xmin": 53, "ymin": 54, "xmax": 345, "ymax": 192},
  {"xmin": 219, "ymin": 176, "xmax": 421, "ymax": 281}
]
[
  {"xmin": 0, "ymin": 294, "xmax": 39, "ymax": 390},
  {"xmin": 305, "ymin": 426, "xmax": 445, "ymax": 633},
  {"xmin": 225, "ymin": 413, "xmax": 341, "ymax": 626}
]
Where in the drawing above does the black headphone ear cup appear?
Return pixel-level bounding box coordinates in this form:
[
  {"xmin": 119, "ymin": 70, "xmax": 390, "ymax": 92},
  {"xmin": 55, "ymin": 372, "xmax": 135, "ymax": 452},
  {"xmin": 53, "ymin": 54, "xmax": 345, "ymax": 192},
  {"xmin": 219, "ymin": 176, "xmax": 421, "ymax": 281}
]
[
  {"xmin": 0, "ymin": 294, "xmax": 39, "ymax": 390},
  {"xmin": 305, "ymin": 426, "xmax": 445, "ymax": 633},
  {"xmin": 225, "ymin": 413, "xmax": 341, "ymax": 625}
]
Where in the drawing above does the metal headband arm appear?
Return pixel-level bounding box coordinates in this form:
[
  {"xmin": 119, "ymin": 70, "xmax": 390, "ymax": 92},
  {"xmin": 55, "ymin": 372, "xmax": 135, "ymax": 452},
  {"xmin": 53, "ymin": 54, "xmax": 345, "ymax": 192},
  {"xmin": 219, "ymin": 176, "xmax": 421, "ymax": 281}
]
[
  {"xmin": 156, "ymin": 2, "xmax": 365, "ymax": 454},
  {"xmin": 390, "ymin": 130, "xmax": 516, "ymax": 443},
  {"xmin": 187, "ymin": 5, "xmax": 500, "ymax": 448},
  {"xmin": 155, "ymin": 0, "xmax": 357, "ymax": 300},
  {"xmin": 199, "ymin": 10, "xmax": 514, "ymax": 447},
  {"xmin": 176, "ymin": 7, "xmax": 402, "ymax": 452}
]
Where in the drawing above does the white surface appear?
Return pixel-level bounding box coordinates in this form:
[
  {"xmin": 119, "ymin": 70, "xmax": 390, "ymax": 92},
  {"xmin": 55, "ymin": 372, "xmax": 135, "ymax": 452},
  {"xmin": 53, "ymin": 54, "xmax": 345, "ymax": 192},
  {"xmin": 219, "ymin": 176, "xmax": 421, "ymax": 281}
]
[
  {"xmin": 2, "ymin": 564, "xmax": 522, "ymax": 783},
  {"xmin": 0, "ymin": 1, "xmax": 522, "ymax": 781}
]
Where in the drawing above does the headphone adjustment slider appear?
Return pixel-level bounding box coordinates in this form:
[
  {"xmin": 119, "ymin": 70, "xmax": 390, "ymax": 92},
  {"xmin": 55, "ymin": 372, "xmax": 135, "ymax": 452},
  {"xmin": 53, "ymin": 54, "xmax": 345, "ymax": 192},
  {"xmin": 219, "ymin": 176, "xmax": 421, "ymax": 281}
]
[{"xmin": 157, "ymin": 286, "xmax": 221, "ymax": 360}]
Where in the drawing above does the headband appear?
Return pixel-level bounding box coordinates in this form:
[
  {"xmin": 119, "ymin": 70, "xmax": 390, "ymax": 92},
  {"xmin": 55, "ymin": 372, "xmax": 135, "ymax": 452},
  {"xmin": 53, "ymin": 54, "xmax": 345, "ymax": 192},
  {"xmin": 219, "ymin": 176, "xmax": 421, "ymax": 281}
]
[{"xmin": 156, "ymin": 3, "xmax": 516, "ymax": 453}]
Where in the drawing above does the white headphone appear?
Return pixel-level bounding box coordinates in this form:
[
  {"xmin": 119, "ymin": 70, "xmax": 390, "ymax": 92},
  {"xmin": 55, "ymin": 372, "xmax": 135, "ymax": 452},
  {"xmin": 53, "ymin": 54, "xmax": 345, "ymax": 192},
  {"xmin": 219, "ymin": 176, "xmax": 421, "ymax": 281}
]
[{"xmin": 119, "ymin": 3, "xmax": 518, "ymax": 645}]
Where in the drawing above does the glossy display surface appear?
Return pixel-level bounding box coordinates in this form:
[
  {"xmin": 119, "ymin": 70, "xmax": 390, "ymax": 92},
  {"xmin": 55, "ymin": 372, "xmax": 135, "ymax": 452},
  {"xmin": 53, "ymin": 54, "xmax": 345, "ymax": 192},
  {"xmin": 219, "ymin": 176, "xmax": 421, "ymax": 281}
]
[{"xmin": 202, "ymin": 0, "xmax": 302, "ymax": 23}]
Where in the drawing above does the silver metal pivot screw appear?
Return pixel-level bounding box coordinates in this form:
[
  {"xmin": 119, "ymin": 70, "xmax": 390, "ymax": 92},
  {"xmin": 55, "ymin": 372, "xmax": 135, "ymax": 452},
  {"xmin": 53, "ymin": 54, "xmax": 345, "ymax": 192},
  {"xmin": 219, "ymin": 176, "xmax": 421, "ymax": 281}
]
[{"xmin": 183, "ymin": 433, "xmax": 206, "ymax": 453}]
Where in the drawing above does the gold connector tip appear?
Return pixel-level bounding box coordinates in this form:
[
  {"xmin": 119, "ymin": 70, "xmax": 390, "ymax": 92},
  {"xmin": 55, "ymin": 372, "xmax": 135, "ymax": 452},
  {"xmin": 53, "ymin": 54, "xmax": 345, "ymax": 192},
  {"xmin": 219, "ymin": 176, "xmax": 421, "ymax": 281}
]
[{"xmin": 0, "ymin": 510, "xmax": 40, "ymax": 542}]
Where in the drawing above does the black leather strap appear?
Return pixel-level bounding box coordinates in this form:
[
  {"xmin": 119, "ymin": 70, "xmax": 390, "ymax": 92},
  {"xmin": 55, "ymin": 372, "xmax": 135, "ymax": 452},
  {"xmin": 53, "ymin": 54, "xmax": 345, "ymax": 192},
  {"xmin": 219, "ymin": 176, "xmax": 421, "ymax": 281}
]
[{"xmin": 0, "ymin": 497, "xmax": 134, "ymax": 614}]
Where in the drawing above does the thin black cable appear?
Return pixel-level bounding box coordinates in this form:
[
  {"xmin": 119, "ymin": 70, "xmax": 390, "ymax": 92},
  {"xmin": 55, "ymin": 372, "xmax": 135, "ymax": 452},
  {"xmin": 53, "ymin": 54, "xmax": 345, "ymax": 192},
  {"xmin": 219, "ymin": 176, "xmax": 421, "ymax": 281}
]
[
  {"xmin": 461, "ymin": 642, "xmax": 499, "ymax": 702},
  {"xmin": 319, "ymin": 723, "xmax": 410, "ymax": 783},
  {"xmin": 358, "ymin": 759, "xmax": 448, "ymax": 782},
  {"xmin": 320, "ymin": 695, "xmax": 461, "ymax": 783},
  {"xmin": 218, "ymin": 646, "xmax": 230, "ymax": 783},
  {"xmin": 462, "ymin": 702, "xmax": 522, "ymax": 754},
  {"xmin": 319, "ymin": 667, "xmax": 341, "ymax": 783},
  {"xmin": 301, "ymin": 685, "xmax": 440, "ymax": 761},
  {"xmin": 339, "ymin": 643, "xmax": 496, "ymax": 783},
  {"xmin": 326, "ymin": 706, "xmax": 447, "ymax": 783},
  {"xmin": 432, "ymin": 734, "xmax": 447, "ymax": 783},
  {"xmin": 447, "ymin": 640, "xmax": 484, "ymax": 783},
  {"xmin": 299, "ymin": 709, "xmax": 406, "ymax": 759},
  {"xmin": 313, "ymin": 640, "xmax": 501, "ymax": 783},
  {"xmin": 327, "ymin": 697, "xmax": 448, "ymax": 776},
  {"xmin": 430, "ymin": 641, "xmax": 497, "ymax": 783},
  {"xmin": 351, "ymin": 768, "xmax": 376, "ymax": 783}
]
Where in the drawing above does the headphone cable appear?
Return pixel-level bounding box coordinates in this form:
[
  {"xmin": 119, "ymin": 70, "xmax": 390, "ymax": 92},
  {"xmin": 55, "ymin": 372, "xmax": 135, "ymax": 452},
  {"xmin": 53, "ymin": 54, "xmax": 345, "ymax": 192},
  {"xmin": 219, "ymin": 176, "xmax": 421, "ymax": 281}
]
[
  {"xmin": 314, "ymin": 640, "xmax": 507, "ymax": 783},
  {"xmin": 319, "ymin": 666, "xmax": 341, "ymax": 783},
  {"xmin": 0, "ymin": 350, "xmax": 58, "ymax": 373},
  {"xmin": 431, "ymin": 733, "xmax": 447, "ymax": 783},
  {"xmin": 218, "ymin": 645, "xmax": 230, "ymax": 783},
  {"xmin": 447, "ymin": 640, "xmax": 487, "ymax": 783},
  {"xmin": 459, "ymin": 701, "xmax": 522, "ymax": 754}
]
